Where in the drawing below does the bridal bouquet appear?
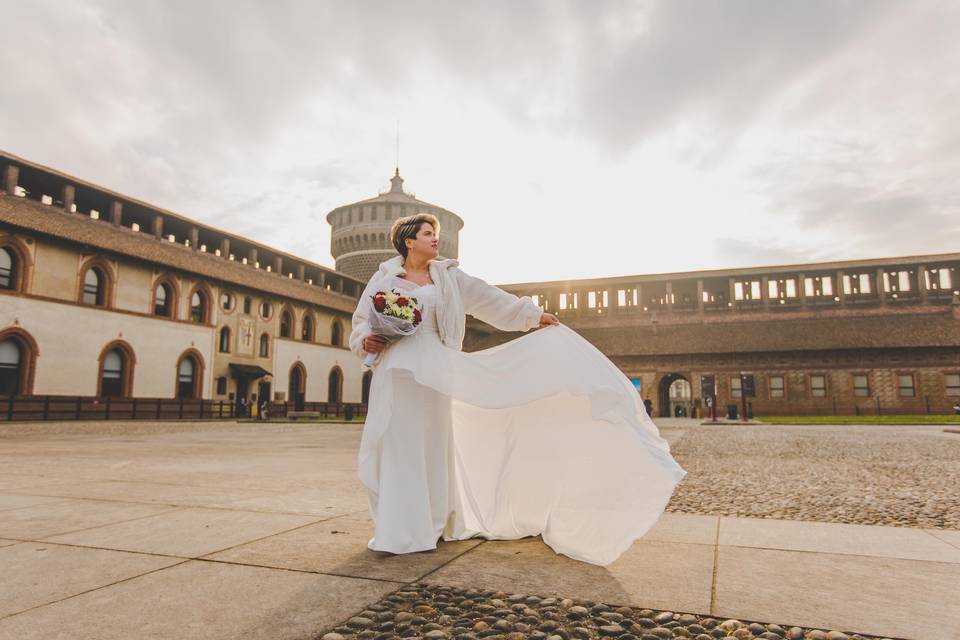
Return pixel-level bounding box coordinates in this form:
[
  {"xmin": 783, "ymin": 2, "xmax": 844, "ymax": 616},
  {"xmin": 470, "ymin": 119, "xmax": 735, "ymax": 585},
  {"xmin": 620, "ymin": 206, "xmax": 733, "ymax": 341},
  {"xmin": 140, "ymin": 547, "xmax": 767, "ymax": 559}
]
[{"xmin": 361, "ymin": 288, "xmax": 423, "ymax": 368}]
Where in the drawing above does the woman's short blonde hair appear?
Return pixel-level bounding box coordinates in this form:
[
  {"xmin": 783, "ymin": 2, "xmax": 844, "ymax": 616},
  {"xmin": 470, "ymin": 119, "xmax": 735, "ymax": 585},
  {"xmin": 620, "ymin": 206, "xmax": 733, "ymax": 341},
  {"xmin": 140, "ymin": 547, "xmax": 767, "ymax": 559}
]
[{"xmin": 390, "ymin": 213, "xmax": 440, "ymax": 259}]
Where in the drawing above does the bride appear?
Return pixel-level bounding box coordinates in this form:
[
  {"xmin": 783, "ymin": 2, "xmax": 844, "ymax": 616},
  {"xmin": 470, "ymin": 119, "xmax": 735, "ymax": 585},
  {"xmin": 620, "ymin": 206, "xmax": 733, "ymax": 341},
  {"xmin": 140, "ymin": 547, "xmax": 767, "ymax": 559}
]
[{"xmin": 349, "ymin": 213, "xmax": 686, "ymax": 566}]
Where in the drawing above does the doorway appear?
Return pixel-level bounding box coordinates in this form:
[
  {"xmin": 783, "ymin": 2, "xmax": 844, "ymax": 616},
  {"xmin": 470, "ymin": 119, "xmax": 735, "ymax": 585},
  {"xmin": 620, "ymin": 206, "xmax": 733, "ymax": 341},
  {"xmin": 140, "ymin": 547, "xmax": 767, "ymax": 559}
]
[{"xmin": 658, "ymin": 373, "xmax": 692, "ymax": 418}]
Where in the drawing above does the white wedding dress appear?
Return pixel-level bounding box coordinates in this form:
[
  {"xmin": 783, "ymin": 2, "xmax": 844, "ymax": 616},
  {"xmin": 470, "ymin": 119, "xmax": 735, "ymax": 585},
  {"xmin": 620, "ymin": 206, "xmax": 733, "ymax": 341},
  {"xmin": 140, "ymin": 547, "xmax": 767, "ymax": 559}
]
[{"xmin": 359, "ymin": 279, "xmax": 687, "ymax": 566}]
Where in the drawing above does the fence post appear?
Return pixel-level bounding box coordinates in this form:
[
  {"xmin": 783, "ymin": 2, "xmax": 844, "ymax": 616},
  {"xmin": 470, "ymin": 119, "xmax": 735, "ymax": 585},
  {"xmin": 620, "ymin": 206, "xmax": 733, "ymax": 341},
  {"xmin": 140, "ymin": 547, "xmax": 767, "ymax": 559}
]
[
  {"xmin": 876, "ymin": 396, "xmax": 881, "ymax": 416},
  {"xmin": 156, "ymin": 398, "xmax": 162, "ymax": 419},
  {"xmin": 105, "ymin": 395, "xmax": 111, "ymax": 420},
  {"xmin": 832, "ymin": 397, "xmax": 836, "ymax": 415},
  {"xmin": 219, "ymin": 400, "xmax": 223, "ymax": 419},
  {"xmin": 6, "ymin": 395, "xmax": 12, "ymax": 421},
  {"xmin": 75, "ymin": 396, "xmax": 81, "ymax": 420},
  {"xmin": 42, "ymin": 396, "xmax": 50, "ymax": 421},
  {"xmin": 178, "ymin": 397, "xmax": 184, "ymax": 419},
  {"xmin": 924, "ymin": 395, "xmax": 930, "ymax": 415}
]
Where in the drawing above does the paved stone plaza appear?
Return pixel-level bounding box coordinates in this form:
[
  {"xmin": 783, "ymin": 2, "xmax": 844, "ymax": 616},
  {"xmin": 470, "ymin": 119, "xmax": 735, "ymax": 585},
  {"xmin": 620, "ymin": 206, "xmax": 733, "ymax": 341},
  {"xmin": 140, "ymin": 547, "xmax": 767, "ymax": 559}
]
[{"xmin": 0, "ymin": 419, "xmax": 957, "ymax": 640}]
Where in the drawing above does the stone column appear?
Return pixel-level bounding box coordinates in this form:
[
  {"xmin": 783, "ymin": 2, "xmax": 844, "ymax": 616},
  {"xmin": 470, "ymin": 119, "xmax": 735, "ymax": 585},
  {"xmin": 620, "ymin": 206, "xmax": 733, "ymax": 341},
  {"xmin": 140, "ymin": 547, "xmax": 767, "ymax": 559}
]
[
  {"xmin": 3, "ymin": 165, "xmax": 19, "ymax": 194},
  {"xmin": 665, "ymin": 281, "xmax": 674, "ymax": 310},
  {"xmin": 696, "ymin": 279, "xmax": 705, "ymax": 313},
  {"xmin": 273, "ymin": 256, "xmax": 283, "ymax": 274},
  {"xmin": 728, "ymin": 278, "xmax": 736, "ymax": 308},
  {"xmin": 798, "ymin": 272, "xmax": 807, "ymax": 308},
  {"xmin": 876, "ymin": 268, "xmax": 887, "ymax": 305},
  {"xmin": 152, "ymin": 215, "xmax": 164, "ymax": 239},
  {"xmin": 837, "ymin": 271, "xmax": 846, "ymax": 304},
  {"xmin": 189, "ymin": 227, "xmax": 199, "ymax": 250},
  {"xmin": 761, "ymin": 276, "xmax": 770, "ymax": 309},
  {"xmin": 110, "ymin": 201, "xmax": 123, "ymax": 226},
  {"xmin": 297, "ymin": 264, "xmax": 306, "ymax": 281},
  {"xmin": 220, "ymin": 237, "xmax": 231, "ymax": 258},
  {"xmin": 636, "ymin": 284, "xmax": 644, "ymax": 311},
  {"xmin": 319, "ymin": 271, "xmax": 327, "ymax": 288},
  {"xmin": 248, "ymin": 247, "xmax": 258, "ymax": 266},
  {"xmin": 918, "ymin": 265, "xmax": 928, "ymax": 302},
  {"xmin": 61, "ymin": 184, "xmax": 75, "ymax": 212}
]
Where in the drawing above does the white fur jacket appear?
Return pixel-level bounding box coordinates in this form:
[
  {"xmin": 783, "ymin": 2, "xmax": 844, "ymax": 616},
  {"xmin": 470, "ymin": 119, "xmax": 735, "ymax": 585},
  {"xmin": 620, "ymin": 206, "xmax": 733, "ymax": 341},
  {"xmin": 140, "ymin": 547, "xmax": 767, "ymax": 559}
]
[{"xmin": 348, "ymin": 255, "xmax": 544, "ymax": 368}]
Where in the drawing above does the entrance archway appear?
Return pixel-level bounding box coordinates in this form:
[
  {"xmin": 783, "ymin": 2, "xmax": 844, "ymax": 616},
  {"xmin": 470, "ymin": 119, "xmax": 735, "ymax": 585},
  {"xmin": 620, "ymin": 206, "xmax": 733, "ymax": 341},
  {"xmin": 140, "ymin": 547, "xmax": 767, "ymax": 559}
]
[{"xmin": 658, "ymin": 373, "xmax": 692, "ymax": 418}]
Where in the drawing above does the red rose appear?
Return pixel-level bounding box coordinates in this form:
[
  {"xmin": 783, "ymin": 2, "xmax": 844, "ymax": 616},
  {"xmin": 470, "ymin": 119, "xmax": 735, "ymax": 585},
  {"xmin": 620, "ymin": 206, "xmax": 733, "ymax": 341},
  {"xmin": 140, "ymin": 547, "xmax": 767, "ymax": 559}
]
[
  {"xmin": 373, "ymin": 297, "xmax": 387, "ymax": 312},
  {"xmin": 374, "ymin": 291, "xmax": 386, "ymax": 298},
  {"xmin": 413, "ymin": 309, "xmax": 422, "ymax": 323},
  {"xmin": 397, "ymin": 297, "xmax": 409, "ymax": 307}
]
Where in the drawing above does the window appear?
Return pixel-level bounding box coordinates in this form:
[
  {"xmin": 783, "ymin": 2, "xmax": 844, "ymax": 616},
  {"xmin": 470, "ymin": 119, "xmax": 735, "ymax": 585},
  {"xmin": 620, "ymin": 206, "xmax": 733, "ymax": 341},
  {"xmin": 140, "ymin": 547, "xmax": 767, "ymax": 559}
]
[
  {"xmin": 259, "ymin": 333, "xmax": 270, "ymax": 357},
  {"xmin": 898, "ymin": 374, "xmax": 915, "ymax": 397},
  {"xmin": 328, "ymin": 367, "xmax": 343, "ymax": 403},
  {"xmin": 243, "ymin": 296, "xmax": 252, "ymax": 314},
  {"xmin": 810, "ymin": 375, "xmax": 826, "ymax": 398},
  {"xmin": 331, "ymin": 320, "xmax": 343, "ymax": 347},
  {"xmin": 260, "ymin": 301, "xmax": 272, "ymax": 319},
  {"xmin": 280, "ymin": 310, "xmax": 293, "ymax": 338},
  {"xmin": 190, "ymin": 290, "xmax": 207, "ymax": 323},
  {"xmin": 730, "ymin": 376, "xmax": 742, "ymax": 398},
  {"xmin": 301, "ymin": 314, "xmax": 314, "ymax": 341},
  {"xmin": 0, "ymin": 338, "xmax": 22, "ymax": 395},
  {"xmin": 100, "ymin": 349, "xmax": 125, "ymax": 397},
  {"xmin": 768, "ymin": 375, "xmax": 784, "ymax": 398},
  {"xmin": 220, "ymin": 292, "xmax": 234, "ymax": 311},
  {"xmin": 177, "ymin": 357, "xmax": 196, "ymax": 399},
  {"xmin": 945, "ymin": 373, "xmax": 960, "ymax": 396},
  {"xmin": 853, "ymin": 374, "xmax": 870, "ymax": 397},
  {"xmin": 216, "ymin": 376, "xmax": 227, "ymax": 395},
  {"xmin": 218, "ymin": 327, "xmax": 231, "ymax": 353},
  {"xmin": 154, "ymin": 282, "xmax": 173, "ymax": 317},
  {"xmin": 0, "ymin": 247, "xmax": 15, "ymax": 290},
  {"xmin": 83, "ymin": 267, "xmax": 104, "ymax": 306}
]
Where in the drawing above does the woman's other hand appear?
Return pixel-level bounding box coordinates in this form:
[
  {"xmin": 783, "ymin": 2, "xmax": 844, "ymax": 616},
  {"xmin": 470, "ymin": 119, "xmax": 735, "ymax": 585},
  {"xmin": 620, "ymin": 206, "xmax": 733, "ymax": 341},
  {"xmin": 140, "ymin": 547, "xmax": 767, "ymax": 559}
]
[
  {"xmin": 538, "ymin": 313, "xmax": 559, "ymax": 327},
  {"xmin": 363, "ymin": 335, "xmax": 388, "ymax": 354}
]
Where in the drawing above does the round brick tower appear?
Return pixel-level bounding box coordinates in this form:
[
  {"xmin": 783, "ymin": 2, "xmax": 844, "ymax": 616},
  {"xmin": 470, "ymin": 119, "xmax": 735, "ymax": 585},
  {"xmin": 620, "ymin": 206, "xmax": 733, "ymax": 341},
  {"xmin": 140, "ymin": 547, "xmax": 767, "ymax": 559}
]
[{"xmin": 327, "ymin": 169, "xmax": 465, "ymax": 283}]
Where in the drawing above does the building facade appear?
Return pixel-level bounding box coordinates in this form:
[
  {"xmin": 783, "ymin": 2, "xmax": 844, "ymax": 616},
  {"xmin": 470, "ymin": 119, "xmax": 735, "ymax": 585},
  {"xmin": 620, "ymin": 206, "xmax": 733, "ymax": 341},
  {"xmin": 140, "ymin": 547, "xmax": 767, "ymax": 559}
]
[
  {"xmin": 327, "ymin": 169, "xmax": 464, "ymax": 283},
  {"xmin": 0, "ymin": 151, "xmax": 368, "ymax": 412},
  {"xmin": 463, "ymin": 257, "xmax": 960, "ymax": 417}
]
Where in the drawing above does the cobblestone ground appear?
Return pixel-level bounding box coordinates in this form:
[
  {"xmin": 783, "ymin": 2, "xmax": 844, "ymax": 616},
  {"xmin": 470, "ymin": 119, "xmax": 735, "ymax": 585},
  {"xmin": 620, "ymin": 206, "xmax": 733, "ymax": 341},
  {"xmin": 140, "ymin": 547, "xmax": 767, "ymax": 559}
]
[
  {"xmin": 317, "ymin": 584, "xmax": 888, "ymax": 640},
  {"xmin": 665, "ymin": 424, "xmax": 960, "ymax": 529}
]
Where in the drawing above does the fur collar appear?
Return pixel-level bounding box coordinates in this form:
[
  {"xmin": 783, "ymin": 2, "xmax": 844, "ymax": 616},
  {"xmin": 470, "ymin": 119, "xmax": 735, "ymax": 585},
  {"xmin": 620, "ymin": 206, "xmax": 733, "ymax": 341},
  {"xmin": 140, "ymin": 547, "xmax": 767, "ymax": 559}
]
[{"xmin": 376, "ymin": 254, "xmax": 460, "ymax": 280}]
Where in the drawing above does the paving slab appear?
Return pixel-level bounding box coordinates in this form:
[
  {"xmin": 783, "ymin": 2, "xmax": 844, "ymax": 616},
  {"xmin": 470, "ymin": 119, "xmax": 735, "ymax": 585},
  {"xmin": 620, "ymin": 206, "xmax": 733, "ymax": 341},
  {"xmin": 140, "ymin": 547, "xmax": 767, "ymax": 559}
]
[
  {"xmin": 0, "ymin": 559, "xmax": 401, "ymax": 640},
  {"xmin": 424, "ymin": 536, "xmax": 714, "ymax": 613},
  {"xmin": 926, "ymin": 527, "xmax": 960, "ymax": 551},
  {"xmin": 41, "ymin": 507, "xmax": 319, "ymax": 557},
  {"xmin": 714, "ymin": 545, "xmax": 960, "ymax": 639},
  {"xmin": 207, "ymin": 513, "xmax": 483, "ymax": 582},
  {"xmin": 219, "ymin": 484, "xmax": 368, "ymax": 517},
  {"xmin": 0, "ymin": 541, "xmax": 182, "ymax": 617},
  {"xmin": 25, "ymin": 479, "xmax": 284, "ymax": 509},
  {"xmin": 640, "ymin": 512, "xmax": 718, "ymax": 545},
  {"xmin": 0, "ymin": 539, "xmax": 20, "ymax": 547},
  {"xmin": 0, "ymin": 499, "xmax": 180, "ymax": 539},
  {"xmin": 719, "ymin": 516, "xmax": 960, "ymax": 563},
  {"xmin": 0, "ymin": 493, "xmax": 67, "ymax": 512}
]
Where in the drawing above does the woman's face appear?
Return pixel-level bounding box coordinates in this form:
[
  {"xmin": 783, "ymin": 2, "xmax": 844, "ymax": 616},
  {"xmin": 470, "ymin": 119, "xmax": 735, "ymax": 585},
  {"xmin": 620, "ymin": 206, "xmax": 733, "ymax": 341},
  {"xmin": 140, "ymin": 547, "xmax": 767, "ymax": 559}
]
[{"xmin": 406, "ymin": 222, "xmax": 439, "ymax": 259}]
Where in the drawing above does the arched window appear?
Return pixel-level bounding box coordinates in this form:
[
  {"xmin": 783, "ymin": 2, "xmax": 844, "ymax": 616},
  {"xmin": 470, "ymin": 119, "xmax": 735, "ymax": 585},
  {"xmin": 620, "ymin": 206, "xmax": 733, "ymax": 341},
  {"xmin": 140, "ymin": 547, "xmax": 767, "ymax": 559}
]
[
  {"xmin": 0, "ymin": 338, "xmax": 22, "ymax": 395},
  {"xmin": 280, "ymin": 309, "xmax": 293, "ymax": 338},
  {"xmin": 98, "ymin": 342, "xmax": 134, "ymax": 398},
  {"xmin": 83, "ymin": 267, "xmax": 105, "ymax": 306},
  {"xmin": 328, "ymin": 366, "xmax": 343, "ymax": 404},
  {"xmin": 0, "ymin": 329, "xmax": 38, "ymax": 395},
  {"xmin": 220, "ymin": 292, "xmax": 234, "ymax": 312},
  {"xmin": 176, "ymin": 351, "xmax": 203, "ymax": 399},
  {"xmin": 361, "ymin": 370, "xmax": 372, "ymax": 405},
  {"xmin": 331, "ymin": 320, "xmax": 343, "ymax": 347},
  {"xmin": 190, "ymin": 289, "xmax": 208, "ymax": 323},
  {"xmin": 218, "ymin": 326, "xmax": 231, "ymax": 353},
  {"xmin": 301, "ymin": 314, "xmax": 314, "ymax": 342},
  {"xmin": 0, "ymin": 247, "xmax": 15, "ymax": 290},
  {"xmin": 243, "ymin": 296, "xmax": 252, "ymax": 314},
  {"xmin": 259, "ymin": 333, "xmax": 270, "ymax": 358},
  {"xmin": 153, "ymin": 282, "xmax": 173, "ymax": 317}
]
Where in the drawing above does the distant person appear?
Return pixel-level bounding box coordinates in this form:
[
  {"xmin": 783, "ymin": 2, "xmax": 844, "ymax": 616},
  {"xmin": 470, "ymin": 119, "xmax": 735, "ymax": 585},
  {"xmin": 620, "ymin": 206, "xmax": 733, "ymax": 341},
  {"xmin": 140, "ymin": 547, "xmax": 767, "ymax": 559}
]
[
  {"xmin": 954, "ymin": 402, "xmax": 960, "ymax": 415},
  {"xmin": 643, "ymin": 398, "xmax": 654, "ymax": 416}
]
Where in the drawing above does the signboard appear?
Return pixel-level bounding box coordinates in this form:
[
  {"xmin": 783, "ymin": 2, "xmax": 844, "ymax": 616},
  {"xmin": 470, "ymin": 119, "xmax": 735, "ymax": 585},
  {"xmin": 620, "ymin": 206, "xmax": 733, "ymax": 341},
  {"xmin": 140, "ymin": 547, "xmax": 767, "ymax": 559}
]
[
  {"xmin": 238, "ymin": 319, "xmax": 255, "ymax": 356},
  {"xmin": 700, "ymin": 375, "xmax": 715, "ymax": 398},
  {"xmin": 740, "ymin": 374, "xmax": 756, "ymax": 398}
]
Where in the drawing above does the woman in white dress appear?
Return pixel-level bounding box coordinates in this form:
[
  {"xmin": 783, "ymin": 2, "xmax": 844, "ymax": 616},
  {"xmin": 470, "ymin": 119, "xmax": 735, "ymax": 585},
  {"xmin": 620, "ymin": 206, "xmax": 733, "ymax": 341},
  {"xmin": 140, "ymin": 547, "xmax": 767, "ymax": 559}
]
[{"xmin": 349, "ymin": 213, "xmax": 686, "ymax": 566}]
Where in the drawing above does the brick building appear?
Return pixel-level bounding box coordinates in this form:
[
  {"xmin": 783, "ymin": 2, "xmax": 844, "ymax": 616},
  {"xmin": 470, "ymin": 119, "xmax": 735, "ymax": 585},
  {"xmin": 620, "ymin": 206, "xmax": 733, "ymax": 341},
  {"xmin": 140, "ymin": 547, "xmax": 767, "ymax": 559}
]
[{"xmin": 464, "ymin": 258, "xmax": 960, "ymax": 417}]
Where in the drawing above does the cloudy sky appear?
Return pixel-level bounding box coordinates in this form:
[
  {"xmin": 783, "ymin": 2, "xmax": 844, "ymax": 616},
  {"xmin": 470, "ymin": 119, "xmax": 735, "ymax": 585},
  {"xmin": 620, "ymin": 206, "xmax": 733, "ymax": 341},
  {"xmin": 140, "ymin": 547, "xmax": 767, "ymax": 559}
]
[{"xmin": 3, "ymin": 1, "xmax": 959, "ymax": 284}]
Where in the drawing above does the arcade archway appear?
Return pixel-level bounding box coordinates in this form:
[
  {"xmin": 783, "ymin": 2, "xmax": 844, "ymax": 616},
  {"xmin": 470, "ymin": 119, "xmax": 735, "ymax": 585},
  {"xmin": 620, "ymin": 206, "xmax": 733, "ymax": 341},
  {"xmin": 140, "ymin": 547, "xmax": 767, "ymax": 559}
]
[{"xmin": 658, "ymin": 373, "xmax": 692, "ymax": 418}]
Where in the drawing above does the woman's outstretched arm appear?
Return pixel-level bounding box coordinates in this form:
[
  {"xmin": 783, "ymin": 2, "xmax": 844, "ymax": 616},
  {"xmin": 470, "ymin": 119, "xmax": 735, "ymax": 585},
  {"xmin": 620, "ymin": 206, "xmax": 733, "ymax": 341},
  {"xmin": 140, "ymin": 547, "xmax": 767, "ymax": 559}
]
[{"xmin": 455, "ymin": 267, "xmax": 544, "ymax": 332}]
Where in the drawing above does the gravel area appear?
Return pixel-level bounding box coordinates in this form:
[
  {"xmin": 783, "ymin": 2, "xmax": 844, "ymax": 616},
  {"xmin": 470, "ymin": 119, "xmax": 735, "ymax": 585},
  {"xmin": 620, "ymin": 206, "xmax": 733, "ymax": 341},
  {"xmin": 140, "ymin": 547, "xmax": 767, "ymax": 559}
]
[
  {"xmin": 665, "ymin": 424, "xmax": 960, "ymax": 530},
  {"xmin": 317, "ymin": 584, "xmax": 889, "ymax": 640}
]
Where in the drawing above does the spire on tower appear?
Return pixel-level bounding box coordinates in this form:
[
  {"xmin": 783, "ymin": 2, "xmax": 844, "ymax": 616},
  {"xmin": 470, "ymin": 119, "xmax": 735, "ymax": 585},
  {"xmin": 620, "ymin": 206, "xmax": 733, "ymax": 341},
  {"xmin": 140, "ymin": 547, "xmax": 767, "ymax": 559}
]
[{"xmin": 389, "ymin": 169, "xmax": 405, "ymax": 194}]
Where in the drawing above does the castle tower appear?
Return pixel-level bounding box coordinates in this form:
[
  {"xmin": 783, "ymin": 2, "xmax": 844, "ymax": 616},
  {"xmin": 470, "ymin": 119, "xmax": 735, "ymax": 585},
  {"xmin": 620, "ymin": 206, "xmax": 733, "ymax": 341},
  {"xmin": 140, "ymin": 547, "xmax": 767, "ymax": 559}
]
[{"xmin": 327, "ymin": 169, "xmax": 465, "ymax": 282}]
